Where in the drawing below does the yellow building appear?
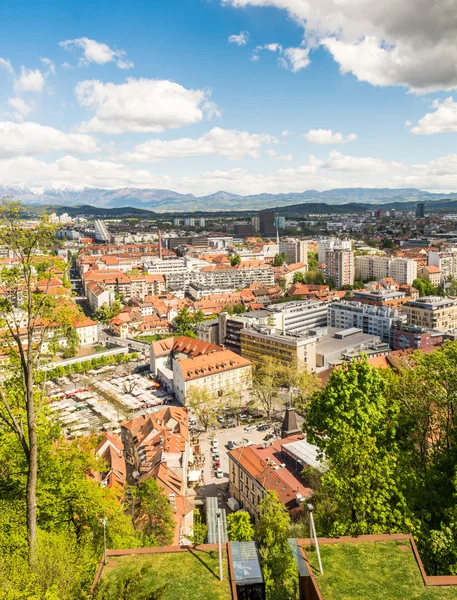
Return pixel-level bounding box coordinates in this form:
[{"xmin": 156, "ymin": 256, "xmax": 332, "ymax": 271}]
[
  {"xmin": 402, "ymin": 296, "xmax": 457, "ymax": 331},
  {"xmin": 240, "ymin": 328, "xmax": 317, "ymax": 371}
]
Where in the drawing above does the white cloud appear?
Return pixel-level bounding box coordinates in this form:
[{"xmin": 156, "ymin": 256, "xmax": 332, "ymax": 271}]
[
  {"xmin": 319, "ymin": 150, "xmax": 403, "ymax": 173},
  {"xmin": 0, "ymin": 156, "xmax": 172, "ymax": 190},
  {"xmin": 250, "ymin": 54, "xmax": 260, "ymax": 62},
  {"xmin": 222, "ymin": 0, "xmax": 457, "ymax": 93},
  {"xmin": 0, "ymin": 121, "xmax": 99, "ymax": 158},
  {"xmin": 279, "ymin": 47, "xmax": 310, "ymax": 72},
  {"xmin": 304, "ymin": 129, "xmax": 358, "ymax": 144},
  {"xmin": 251, "ymin": 42, "xmax": 282, "ymax": 62},
  {"xmin": 40, "ymin": 57, "xmax": 56, "ymax": 75},
  {"xmin": 14, "ymin": 67, "xmax": 46, "ymax": 93},
  {"xmin": 266, "ymin": 149, "xmax": 293, "ymax": 160},
  {"xmin": 228, "ymin": 31, "xmax": 249, "ymax": 46},
  {"xmin": 122, "ymin": 127, "xmax": 275, "ymax": 162},
  {"xmin": 7, "ymin": 97, "xmax": 32, "ymax": 122},
  {"xmin": 281, "ymin": 130, "xmax": 291, "ymax": 137},
  {"xmin": 59, "ymin": 37, "xmax": 134, "ymax": 69},
  {"xmin": 75, "ymin": 78, "xmax": 219, "ymax": 134},
  {"xmin": 411, "ymin": 97, "xmax": 457, "ymax": 134},
  {"xmin": 0, "ymin": 58, "xmax": 14, "ymax": 75}
]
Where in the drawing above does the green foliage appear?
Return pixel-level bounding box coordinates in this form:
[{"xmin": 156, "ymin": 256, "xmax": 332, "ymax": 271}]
[
  {"xmin": 307, "ymin": 251, "xmax": 318, "ymax": 270},
  {"xmin": 221, "ymin": 303, "xmax": 246, "ymax": 315},
  {"xmin": 94, "ymin": 563, "xmax": 167, "ymax": 600},
  {"xmin": 273, "ymin": 252, "xmax": 286, "ymax": 267},
  {"xmin": 229, "ymin": 254, "xmax": 241, "ymax": 267},
  {"xmin": 62, "ymin": 327, "xmax": 80, "ymax": 359},
  {"xmin": 292, "ymin": 270, "xmax": 325, "ymax": 285},
  {"xmin": 251, "ymin": 356, "xmax": 291, "ymax": 417},
  {"xmin": 174, "ymin": 307, "xmax": 204, "ymax": 336},
  {"xmin": 95, "ymin": 301, "xmax": 122, "ymax": 324},
  {"xmin": 256, "ymin": 491, "xmax": 298, "ymax": 600},
  {"xmin": 227, "ymin": 511, "xmax": 254, "ymax": 542},
  {"xmin": 127, "ymin": 479, "xmax": 175, "ymax": 546},
  {"xmin": 306, "ymin": 359, "xmax": 410, "ymax": 536},
  {"xmin": 189, "ymin": 511, "xmax": 207, "ymax": 545}
]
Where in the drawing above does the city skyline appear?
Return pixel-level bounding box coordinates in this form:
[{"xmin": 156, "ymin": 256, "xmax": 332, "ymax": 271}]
[{"xmin": 2, "ymin": 0, "xmax": 457, "ymax": 196}]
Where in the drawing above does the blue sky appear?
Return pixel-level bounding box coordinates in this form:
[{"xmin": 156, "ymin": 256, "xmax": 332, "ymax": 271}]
[{"xmin": 1, "ymin": 0, "xmax": 457, "ymax": 195}]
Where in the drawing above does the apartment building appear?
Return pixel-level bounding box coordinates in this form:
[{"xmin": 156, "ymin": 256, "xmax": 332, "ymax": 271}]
[
  {"xmin": 355, "ymin": 256, "xmax": 417, "ymax": 285},
  {"xmin": 428, "ymin": 250, "xmax": 457, "ymax": 283},
  {"xmin": 317, "ymin": 237, "xmax": 352, "ymax": 266},
  {"xmin": 279, "ymin": 239, "xmax": 308, "ymax": 265},
  {"xmin": 240, "ymin": 328, "xmax": 317, "ymax": 371},
  {"xmin": 145, "ymin": 257, "xmax": 187, "ymax": 276},
  {"xmin": 402, "ymin": 297, "xmax": 457, "ymax": 332},
  {"xmin": 86, "ymin": 281, "xmax": 115, "ymax": 311},
  {"xmin": 83, "ymin": 270, "xmax": 165, "ymax": 302},
  {"xmin": 392, "ymin": 324, "xmax": 442, "ymax": 350},
  {"xmin": 420, "ymin": 265, "xmax": 441, "ymax": 287},
  {"xmin": 266, "ymin": 300, "xmax": 328, "ymax": 335},
  {"xmin": 325, "ymin": 249, "xmax": 355, "ymax": 287},
  {"xmin": 328, "ymin": 300, "xmax": 406, "ymax": 343}
]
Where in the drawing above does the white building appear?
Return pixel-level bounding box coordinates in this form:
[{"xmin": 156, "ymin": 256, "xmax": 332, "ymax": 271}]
[
  {"xmin": 94, "ymin": 220, "xmax": 110, "ymax": 243},
  {"xmin": 145, "ymin": 257, "xmax": 188, "ymax": 276},
  {"xmin": 325, "ymin": 248, "xmax": 355, "ymax": 287},
  {"xmin": 318, "ymin": 238, "xmax": 352, "ymax": 266},
  {"xmin": 279, "ymin": 239, "xmax": 308, "ymax": 265},
  {"xmin": 428, "ymin": 249, "xmax": 457, "ymax": 283},
  {"xmin": 355, "ymin": 256, "xmax": 417, "ymax": 285},
  {"xmin": 198, "ymin": 218, "xmax": 206, "ymax": 227},
  {"xmin": 86, "ymin": 281, "xmax": 115, "ymax": 311},
  {"xmin": 184, "ymin": 218, "xmax": 195, "ymax": 227},
  {"xmin": 328, "ymin": 301, "xmax": 406, "ymax": 343},
  {"xmin": 266, "ymin": 300, "xmax": 328, "ymax": 335}
]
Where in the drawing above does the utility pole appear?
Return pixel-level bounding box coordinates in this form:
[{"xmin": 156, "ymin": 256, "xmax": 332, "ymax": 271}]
[
  {"xmin": 307, "ymin": 503, "xmax": 323, "ymax": 574},
  {"xmin": 216, "ymin": 510, "xmax": 223, "ymax": 581}
]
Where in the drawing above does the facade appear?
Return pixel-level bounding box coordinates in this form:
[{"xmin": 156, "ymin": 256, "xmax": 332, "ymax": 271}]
[
  {"xmin": 279, "ymin": 239, "xmax": 308, "ymax": 266},
  {"xmin": 173, "ymin": 350, "xmax": 252, "ymax": 403},
  {"xmin": 266, "ymin": 300, "xmax": 328, "ymax": 335},
  {"xmin": 328, "ymin": 300, "xmax": 406, "ymax": 343},
  {"xmin": 259, "ymin": 210, "xmax": 276, "ymax": 236},
  {"xmin": 317, "ymin": 238, "xmax": 352, "ymax": 266},
  {"xmin": 355, "ymin": 256, "xmax": 417, "ymax": 285},
  {"xmin": 325, "ymin": 248, "xmax": 355, "ymax": 287},
  {"xmin": 240, "ymin": 328, "xmax": 317, "ymax": 371},
  {"xmin": 420, "ymin": 265, "xmax": 441, "ymax": 287},
  {"xmin": 402, "ymin": 297, "xmax": 457, "ymax": 332},
  {"xmin": 315, "ymin": 328, "xmax": 385, "ymax": 369},
  {"xmin": 392, "ymin": 324, "xmax": 442, "ymax": 350},
  {"xmin": 86, "ymin": 281, "xmax": 115, "ymax": 311},
  {"xmin": 75, "ymin": 317, "xmax": 98, "ymax": 346},
  {"xmin": 416, "ymin": 202, "xmax": 425, "ymax": 218},
  {"xmin": 428, "ymin": 250, "xmax": 457, "ymax": 283},
  {"xmin": 94, "ymin": 220, "xmax": 110, "ymax": 243}
]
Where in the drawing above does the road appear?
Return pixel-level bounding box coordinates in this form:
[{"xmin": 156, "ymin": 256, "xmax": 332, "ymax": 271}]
[{"xmin": 98, "ymin": 329, "xmax": 151, "ymax": 354}]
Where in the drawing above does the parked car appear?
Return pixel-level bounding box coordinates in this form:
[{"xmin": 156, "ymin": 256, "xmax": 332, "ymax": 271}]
[
  {"xmin": 217, "ymin": 415, "xmax": 225, "ymax": 424},
  {"xmin": 213, "ymin": 460, "xmax": 221, "ymax": 469},
  {"xmin": 227, "ymin": 441, "xmax": 236, "ymax": 450},
  {"xmin": 215, "ymin": 468, "xmax": 224, "ymax": 479},
  {"xmin": 244, "ymin": 424, "xmax": 256, "ymax": 432},
  {"xmin": 256, "ymin": 422, "xmax": 267, "ymax": 430},
  {"xmin": 189, "ymin": 419, "xmax": 197, "ymax": 426},
  {"xmin": 264, "ymin": 434, "xmax": 274, "ymax": 441},
  {"xmin": 239, "ymin": 413, "xmax": 248, "ymax": 420},
  {"xmin": 211, "ymin": 442, "xmax": 219, "ymax": 452},
  {"xmin": 212, "ymin": 453, "xmax": 220, "ymax": 461},
  {"xmin": 224, "ymin": 421, "xmax": 236, "ymax": 429},
  {"xmin": 258, "ymin": 424, "xmax": 269, "ymax": 432}
]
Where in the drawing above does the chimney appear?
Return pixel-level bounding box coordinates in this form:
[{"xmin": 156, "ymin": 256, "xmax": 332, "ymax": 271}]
[{"xmin": 158, "ymin": 229, "xmax": 163, "ymax": 260}]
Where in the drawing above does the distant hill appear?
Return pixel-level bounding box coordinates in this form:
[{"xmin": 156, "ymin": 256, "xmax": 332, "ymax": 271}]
[{"xmin": 1, "ymin": 184, "xmax": 455, "ymax": 213}]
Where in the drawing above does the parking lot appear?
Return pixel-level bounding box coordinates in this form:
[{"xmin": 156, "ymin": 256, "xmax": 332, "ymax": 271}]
[{"xmin": 196, "ymin": 421, "xmax": 281, "ymax": 491}]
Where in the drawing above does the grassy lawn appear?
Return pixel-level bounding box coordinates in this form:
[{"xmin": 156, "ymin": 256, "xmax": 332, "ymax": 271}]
[
  {"xmin": 306, "ymin": 541, "xmax": 457, "ymax": 600},
  {"xmin": 135, "ymin": 333, "xmax": 174, "ymax": 344},
  {"xmin": 100, "ymin": 549, "xmax": 232, "ymax": 600}
]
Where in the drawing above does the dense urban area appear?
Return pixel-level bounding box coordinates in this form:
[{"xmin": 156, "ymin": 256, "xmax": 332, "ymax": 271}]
[{"xmin": 3, "ymin": 198, "xmax": 457, "ymax": 599}]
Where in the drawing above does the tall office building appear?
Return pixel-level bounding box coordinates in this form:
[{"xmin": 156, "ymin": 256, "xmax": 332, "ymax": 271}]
[
  {"xmin": 279, "ymin": 239, "xmax": 308, "ymax": 265},
  {"xmin": 259, "ymin": 210, "xmax": 276, "ymax": 237},
  {"xmin": 274, "ymin": 216, "xmax": 286, "ymax": 229},
  {"xmin": 325, "ymin": 248, "xmax": 355, "ymax": 288},
  {"xmin": 317, "ymin": 237, "xmax": 352, "ymax": 266},
  {"xmin": 251, "ymin": 216, "xmax": 260, "ymax": 233},
  {"xmin": 416, "ymin": 202, "xmax": 425, "ymax": 218}
]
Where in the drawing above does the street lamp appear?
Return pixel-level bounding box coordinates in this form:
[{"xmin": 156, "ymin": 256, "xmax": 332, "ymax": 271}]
[
  {"xmin": 101, "ymin": 517, "xmax": 107, "ymax": 565},
  {"xmin": 216, "ymin": 510, "xmax": 223, "ymax": 581},
  {"xmin": 307, "ymin": 503, "xmax": 323, "ymax": 574}
]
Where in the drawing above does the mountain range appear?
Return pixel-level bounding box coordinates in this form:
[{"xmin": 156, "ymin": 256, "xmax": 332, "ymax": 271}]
[{"xmin": 0, "ymin": 184, "xmax": 455, "ymax": 212}]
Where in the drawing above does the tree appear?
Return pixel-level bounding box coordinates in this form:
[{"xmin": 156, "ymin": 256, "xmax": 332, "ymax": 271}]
[
  {"xmin": 189, "ymin": 512, "xmax": 207, "ymax": 545},
  {"xmin": 273, "ymin": 252, "xmax": 286, "ymax": 267},
  {"xmin": 229, "ymin": 254, "xmax": 241, "ymax": 267},
  {"xmin": 174, "ymin": 307, "xmax": 204, "ymax": 336},
  {"xmin": 251, "ymin": 357, "xmax": 289, "ymax": 418},
  {"xmin": 95, "ymin": 300, "xmax": 121, "ymax": 324},
  {"xmin": 256, "ymin": 491, "xmax": 297, "ymax": 600},
  {"xmin": 186, "ymin": 386, "xmax": 217, "ymax": 431},
  {"xmin": 0, "ymin": 199, "xmax": 81, "ymax": 555},
  {"xmin": 305, "ymin": 359, "xmax": 409, "ymax": 536},
  {"xmin": 63, "ymin": 327, "xmax": 80, "ymax": 359},
  {"xmin": 227, "ymin": 511, "xmax": 254, "ymax": 542},
  {"xmin": 127, "ymin": 478, "xmax": 174, "ymax": 546}
]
